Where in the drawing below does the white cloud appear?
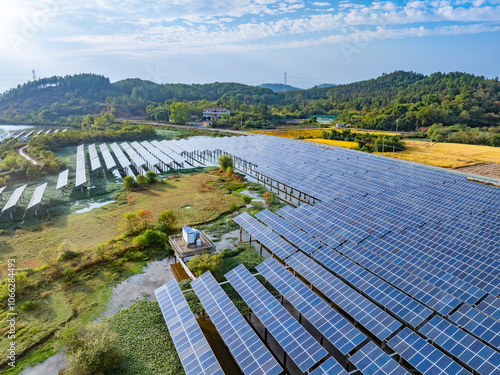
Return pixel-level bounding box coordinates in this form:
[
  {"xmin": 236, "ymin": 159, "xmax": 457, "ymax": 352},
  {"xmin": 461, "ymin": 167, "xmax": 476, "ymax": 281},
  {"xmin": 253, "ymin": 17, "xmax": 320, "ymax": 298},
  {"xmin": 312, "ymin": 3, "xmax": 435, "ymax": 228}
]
[{"xmin": 312, "ymin": 2, "xmax": 330, "ymax": 6}]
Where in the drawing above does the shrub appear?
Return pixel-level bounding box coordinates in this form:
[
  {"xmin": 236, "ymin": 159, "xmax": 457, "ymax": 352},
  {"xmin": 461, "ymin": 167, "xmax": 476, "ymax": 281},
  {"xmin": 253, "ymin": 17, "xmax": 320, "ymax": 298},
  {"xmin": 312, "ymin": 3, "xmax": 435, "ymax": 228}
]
[
  {"xmin": 132, "ymin": 230, "xmax": 167, "ymax": 249},
  {"xmin": 157, "ymin": 210, "xmax": 177, "ymax": 234},
  {"xmin": 145, "ymin": 170, "xmax": 157, "ymax": 183},
  {"xmin": 63, "ymin": 267, "xmax": 77, "ymax": 284},
  {"xmin": 20, "ymin": 301, "xmax": 39, "ymax": 311},
  {"xmin": 61, "ymin": 322, "xmax": 123, "ymax": 375},
  {"xmin": 218, "ymin": 154, "xmax": 233, "ymax": 170},
  {"xmin": 241, "ymin": 195, "xmax": 252, "ymax": 204},
  {"xmin": 119, "ymin": 209, "xmax": 153, "ymax": 235},
  {"xmin": 58, "ymin": 250, "xmax": 79, "ymax": 262},
  {"xmin": 136, "ymin": 174, "xmax": 147, "ymax": 184},
  {"xmin": 123, "ymin": 176, "xmax": 136, "ymax": 190},
  {"xmin": 187, "ymin": 253, "xmax": 223, "ymax": 277},
  {"xmin": 263, "ymin": 192, "xmax": 273, "ymax": 207},
  {"xmin": 228, "ymin": 202, "xmax": 240, "ymax": 212}
]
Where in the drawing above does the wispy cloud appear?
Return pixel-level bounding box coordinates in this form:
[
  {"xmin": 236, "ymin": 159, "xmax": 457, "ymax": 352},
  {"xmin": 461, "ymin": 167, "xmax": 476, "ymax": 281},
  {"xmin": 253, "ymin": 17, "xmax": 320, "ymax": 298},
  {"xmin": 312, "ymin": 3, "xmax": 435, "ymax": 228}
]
[{"xmin": 2, "ymin": 0, "xmax": 500, "ymax": 59}]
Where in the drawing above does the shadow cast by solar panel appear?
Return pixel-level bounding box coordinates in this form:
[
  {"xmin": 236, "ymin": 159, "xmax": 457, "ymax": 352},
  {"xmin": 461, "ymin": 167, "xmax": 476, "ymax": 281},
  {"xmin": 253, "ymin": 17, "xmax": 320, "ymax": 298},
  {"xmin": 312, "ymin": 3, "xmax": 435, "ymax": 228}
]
[{"xmin": 196, "ymin": 313, "xmax": 243, "ymax": 375}]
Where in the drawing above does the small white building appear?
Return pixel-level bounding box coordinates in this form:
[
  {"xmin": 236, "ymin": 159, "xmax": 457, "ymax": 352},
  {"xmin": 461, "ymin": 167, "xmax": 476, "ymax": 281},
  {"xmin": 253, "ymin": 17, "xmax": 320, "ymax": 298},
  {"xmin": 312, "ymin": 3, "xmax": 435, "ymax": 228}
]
[{"xmin": 203, "ymin": 107, "xmax": 230, "ymax": 121}]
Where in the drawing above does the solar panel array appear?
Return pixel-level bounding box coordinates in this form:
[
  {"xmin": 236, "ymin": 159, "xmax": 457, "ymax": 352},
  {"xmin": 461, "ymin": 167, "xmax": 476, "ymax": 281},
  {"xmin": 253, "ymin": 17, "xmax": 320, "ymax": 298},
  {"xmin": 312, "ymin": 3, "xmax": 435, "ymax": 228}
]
[
  {"xmin": 449, "ymin": 304, "xmax": 500, "ymax": 348},
  {"xmin": 387, "ymin": 328, "xmax": 472, "ymax": 375},
  {"xmin": 191, "ymin": 272, "xmax": 282, "ymax": 375},
  {"xmin": 349, "ymin": 341, "xmax": 410, "ymax": 375},
  {"xmin": 226, "ymin": 264, "xmax": 328, "ymax": 372},
  {"xmin": 256, "ymin": 258, "xmax": 366, "ymax": 355},
  {"xmin": 419, "ymin": 315, "xmax": 500, "ymax": 375},
  {"xmin": 109, "ymin": 142, "xmax": 131, "ymax": 169},
  {"xmin": 75, "ymin": 144, "xmax": 87, "ymax": 188},
  {"xmin": 233, "ymin": 212, "xmax": 297, "ymax": 260},
  {"xmin": 154, "ymin": 280, "xmax": 223, "ymax": 375}
]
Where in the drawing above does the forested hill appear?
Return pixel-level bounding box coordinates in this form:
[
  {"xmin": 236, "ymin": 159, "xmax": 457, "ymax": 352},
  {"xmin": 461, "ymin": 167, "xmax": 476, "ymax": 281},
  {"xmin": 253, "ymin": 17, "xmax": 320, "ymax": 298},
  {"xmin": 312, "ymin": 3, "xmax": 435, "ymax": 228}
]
[{"xmin": 1, "ymin": 70, "xmax": 499, "ymax": 131}]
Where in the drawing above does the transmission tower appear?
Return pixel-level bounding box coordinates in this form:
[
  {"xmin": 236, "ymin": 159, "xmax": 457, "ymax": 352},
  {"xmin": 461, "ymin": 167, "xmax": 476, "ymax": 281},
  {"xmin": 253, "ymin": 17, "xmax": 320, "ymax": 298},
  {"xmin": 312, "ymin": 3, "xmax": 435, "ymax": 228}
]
[
  {"xmin": 32, "ymin": 70, "xmax": 36, "ymax": 81},
  {"xmin": 283, "ymin": 72, "xmax": 287, "ymax": 94}
]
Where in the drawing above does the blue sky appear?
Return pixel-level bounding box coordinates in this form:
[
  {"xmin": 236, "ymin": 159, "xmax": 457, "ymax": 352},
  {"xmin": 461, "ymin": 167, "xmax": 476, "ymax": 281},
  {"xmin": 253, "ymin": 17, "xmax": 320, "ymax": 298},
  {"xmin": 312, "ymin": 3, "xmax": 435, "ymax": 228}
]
[{"xmin": 0, "ymin": 0, "xmax": 499, "ymax": 93}]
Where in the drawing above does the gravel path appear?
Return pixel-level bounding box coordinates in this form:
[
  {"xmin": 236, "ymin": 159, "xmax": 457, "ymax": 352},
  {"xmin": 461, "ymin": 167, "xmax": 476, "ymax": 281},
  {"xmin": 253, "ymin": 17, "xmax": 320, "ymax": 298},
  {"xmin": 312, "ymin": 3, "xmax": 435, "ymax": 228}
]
[{"xmin": 19, "ymin": 146, "xmax": 38, "ymax": 165}]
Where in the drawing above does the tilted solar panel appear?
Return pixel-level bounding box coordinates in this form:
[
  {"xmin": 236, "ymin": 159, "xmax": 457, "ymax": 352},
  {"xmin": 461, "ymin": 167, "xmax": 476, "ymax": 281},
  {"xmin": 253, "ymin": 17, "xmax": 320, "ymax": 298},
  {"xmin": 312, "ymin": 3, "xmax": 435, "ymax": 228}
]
[
  {"xmin": 285, "ymin": 252, "xmax": 401, "ymax": 341},
  {"xmin": 387, "ymin": 328, "xmax": 473, "ymax": 375},
  {"xmin": 154, "ymin": 280, "xmax": 223, "ymax": 375},
  {"xmin": 349, "ymin": 341, "xmax": 410, "ymax": 375},
  {"xmin": 226, "ymin": 264, "xmax": 327, "ymax": 372},
  {"xmin": 256, "ymin": 258, "xmax": 366, "ymax": 355},
  {"xmin": 419, "ymin": 315, "xmax": 500, "ymax": 375},
  {"xmin": 449, "ymin": 304, "xmax": 500, "ymax": 348},
  {"xmin": 27, "ymin": 183, "xmax": 47, "ymax": 209},
  {"xmin": 191, "ymin": 272, "xmax": 282, "ymax": 375},
  {"xmin": 309, "ymin": 357, "xmax": 349, "ymax": 375},
  {"xmin": 56, "ymin": 169, "xmax": 69, "ymax": 189},
  {"xmin": 2, "ymin": 184, "xmax": 27, "ymax": 212}
]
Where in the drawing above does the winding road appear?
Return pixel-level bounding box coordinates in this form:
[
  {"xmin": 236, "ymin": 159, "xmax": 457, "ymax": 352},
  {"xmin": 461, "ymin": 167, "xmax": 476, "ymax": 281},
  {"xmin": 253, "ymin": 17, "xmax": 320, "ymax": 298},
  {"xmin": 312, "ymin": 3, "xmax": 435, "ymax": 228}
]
[{"xmin": 19, "ymin": 146, "xmax": 38, "ymax": 165}]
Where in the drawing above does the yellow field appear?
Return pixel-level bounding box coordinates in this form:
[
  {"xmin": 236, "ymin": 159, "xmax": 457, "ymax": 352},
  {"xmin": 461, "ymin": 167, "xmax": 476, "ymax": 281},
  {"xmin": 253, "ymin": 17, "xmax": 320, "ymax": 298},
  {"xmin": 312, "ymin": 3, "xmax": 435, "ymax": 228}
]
[
  {"xmin": 372, "ymin": 141, "xmax": 500, "ymax": 169},
  {"xmin": 308, "ymin": 139, "xmax": 359, "ymax": 149},
  {"xmin": 251, "ymin": 128, "xmax": 398, "ymax": 138}
]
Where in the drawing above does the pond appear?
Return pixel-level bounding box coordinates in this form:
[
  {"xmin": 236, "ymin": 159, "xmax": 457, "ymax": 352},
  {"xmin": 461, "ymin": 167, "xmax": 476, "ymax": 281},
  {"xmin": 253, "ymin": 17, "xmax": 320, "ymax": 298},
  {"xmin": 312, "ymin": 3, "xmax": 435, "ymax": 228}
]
[{"xmin": 0, "ymin": 124, "xmax": 34, "ymax": 135}]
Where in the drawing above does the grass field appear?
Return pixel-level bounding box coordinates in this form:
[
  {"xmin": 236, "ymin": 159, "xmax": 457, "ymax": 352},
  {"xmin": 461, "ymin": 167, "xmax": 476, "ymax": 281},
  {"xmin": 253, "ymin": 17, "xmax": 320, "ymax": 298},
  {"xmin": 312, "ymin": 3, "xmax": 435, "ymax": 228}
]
[{"xmin": 0, "ymin": 172, "xmax": 242, "ymax": 265}]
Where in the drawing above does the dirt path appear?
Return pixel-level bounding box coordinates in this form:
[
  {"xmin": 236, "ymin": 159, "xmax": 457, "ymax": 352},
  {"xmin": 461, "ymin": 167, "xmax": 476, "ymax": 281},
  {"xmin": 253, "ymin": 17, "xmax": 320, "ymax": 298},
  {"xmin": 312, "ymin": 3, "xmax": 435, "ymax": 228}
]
[
  {"xmin": 456, "ymin": 162, "xmax": 500, "ymax": 181},
  {"xmin": 19, "ymin": 146, "xmax": 38, "ymax": 165}
]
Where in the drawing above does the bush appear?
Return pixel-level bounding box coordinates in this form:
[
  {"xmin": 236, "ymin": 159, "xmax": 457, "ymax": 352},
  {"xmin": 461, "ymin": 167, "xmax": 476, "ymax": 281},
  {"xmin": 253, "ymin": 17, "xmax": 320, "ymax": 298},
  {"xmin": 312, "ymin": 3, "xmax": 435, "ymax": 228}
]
[
  {"xmin": 157, "ymin": 210, "xmax": 177, "ymax": 234},
  {"xmin": 145, "ymin": 170, "xmax": 157, "ymax": 183},
  {"xmin": 63, "ymin": 267, "xmax": 77, "ymax": 284},
  {"xmin": 241, "ymin": 195, "xmax": 252, "ymax": 204},
  {"xmin": 132, "ymin": 230, "xmax": 167, "ymax": 249},
  {"xmin": 119, "ymin": 209, "xmax": 153, "ymax": 235},
  {"xmin": 179, "ymin": 279, "xmax": 204, "ymax": 313},
  {"xmin": 187, "ymin": 253, "xmax": 223, "ymax": 277},
  {"xmin": 136, "ymin": 174, "xmax": 147, "ymax": 185},
  {"xmin": 123, "ymin": 176, "xmax": 136, "ymax": 191},
  {"xmin": 218, "ymin": 154, "xmax": 233, "ymax": 170},
  {"xmin": 61, "ymin": 322, "xmax": 123, "ymax": 375},
  {"xmin": 20, "ymin": 301, "xmax": 39, "ymax": 311},
  {"xmin": 58, "ymin": 250, "xmax": 79, "ymax": 262}
]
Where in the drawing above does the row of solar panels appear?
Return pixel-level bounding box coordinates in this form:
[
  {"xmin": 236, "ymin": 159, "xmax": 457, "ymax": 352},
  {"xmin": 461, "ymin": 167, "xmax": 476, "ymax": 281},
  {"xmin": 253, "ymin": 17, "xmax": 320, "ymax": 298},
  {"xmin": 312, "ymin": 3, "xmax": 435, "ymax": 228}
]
[
  {"xmin": 156, "ymin": 257, "xmax": 498, "ymax": 375},
  {"xmin": 234, "ymin": 208, "xmax": 499, "ymax": 366},
  {"xmin": 0, "ymin": 128, "xmax": 67, "ymax": 143}
]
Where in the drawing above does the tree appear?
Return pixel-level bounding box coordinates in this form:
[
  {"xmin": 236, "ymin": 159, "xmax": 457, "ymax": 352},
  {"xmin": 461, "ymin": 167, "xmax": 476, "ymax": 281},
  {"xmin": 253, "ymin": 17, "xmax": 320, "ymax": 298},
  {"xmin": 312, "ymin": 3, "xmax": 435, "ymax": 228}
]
[
  {"xmin": 187, "ymin": 253, "xmax": 223, "ymax": 277},
  {"xmin": 170, "ymin": 102, "xmax": 189, "ymax": 124},
  {"xmin": 119, "ymin": 209, "xmax": 153, "ymax": 235},
  {"xmin": 154, "ymin": 110, "xmax": 169, "ymax": 122},
  {"xmin": 132, "ymin": 229, "xmax": 167, "ymax": 249},
  {"xmin": 218, "ymin": 154, "xmax": 233, "ymax": 170},
  {"xmin": 60, "ymin": 322, "xmax": 123, "ymax": 375}
]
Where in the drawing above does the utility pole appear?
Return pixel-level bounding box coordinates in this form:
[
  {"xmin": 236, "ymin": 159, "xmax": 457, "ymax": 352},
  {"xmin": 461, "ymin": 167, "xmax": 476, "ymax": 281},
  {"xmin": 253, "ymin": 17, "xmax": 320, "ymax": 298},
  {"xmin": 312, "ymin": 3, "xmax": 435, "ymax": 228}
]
[
  {"xmin": 395, "ymin": 119, "xmax": 399, "ymax": 136},
  {"xmin": 490, "ymin": 161, "xmax": 496, "ymax": 182}
]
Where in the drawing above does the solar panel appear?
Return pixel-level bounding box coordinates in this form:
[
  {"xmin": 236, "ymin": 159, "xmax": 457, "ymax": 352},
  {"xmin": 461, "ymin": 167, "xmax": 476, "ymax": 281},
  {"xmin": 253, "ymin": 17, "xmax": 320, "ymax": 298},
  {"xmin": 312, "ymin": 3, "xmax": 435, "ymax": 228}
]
[
  {"xmin": 225, "ymin": 264, "xmax": 327, "ymax": 372},
  {"xmin": 109, "ymin": 142, "xmax": 131, "ymax": 169},
  {"xmin": 449, "ymin": 304, "xmax": 500, "ymax": 348},
  {"xmin": 2, "ymin": 184, "xmax": 27, "ymax": 212},
  {"xmin": 387, "ymin": 328, "xmax": 472, "ymax": 375},
  {"xmin": 285, "ymin": 252, "xmax": 401, "ymax": 341},
  {"xmin": 0, "ymin": 186, "xmax": 6, "ymax": 196},
  {"xmin": 154, "ymin": 280, "xmax": 223, "ymax": 375},
  {"xmin": 233, "ymin": 212, "xmax": 297, "ymax": 260},
  {"xmin": 419, "ymin": 315, "xmax": 500, "ymax": 375},
  {"xmin": 98, "ymin": 144, "xmax": 116, "ymax": 170},
  {"xmin": 309, "ymin": 357, "xmax": 349, "ymax": 375},
  {"xmin": 256, "ymin": 209, "xmax": 323, "ymax": 254},
  {"xmin": 476, "ymin": 295, "xmax": 500, "ymax": 321},
  {"xmin": 75, "ymin": 144, "xmax": 87, "ymax": 188},
  {"xmin": 191, "ymin": 272, "xmax": 283, "ymax": 375},
  {"xmin": 56, "ymin": 169, "xmax": 69, "ymax": 189},
  {"xmin": 256, "ymin": 258, "xmax": 366, "ymax": 355},
  {"xmin": 349, "ymin": 341, "xmax": 410, "ymax": 375},
  {"xmin": 27, "ymin": 183, "xmax": 47, "ymax": 209}
]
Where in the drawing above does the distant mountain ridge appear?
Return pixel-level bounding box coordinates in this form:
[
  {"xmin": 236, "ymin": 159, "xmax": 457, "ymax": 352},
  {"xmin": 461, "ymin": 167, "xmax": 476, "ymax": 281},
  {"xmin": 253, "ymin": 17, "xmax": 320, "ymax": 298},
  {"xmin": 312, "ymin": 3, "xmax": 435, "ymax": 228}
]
[{"xmin": 257, "ymin": 83, "xmax": 303, "ymax": 92}]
